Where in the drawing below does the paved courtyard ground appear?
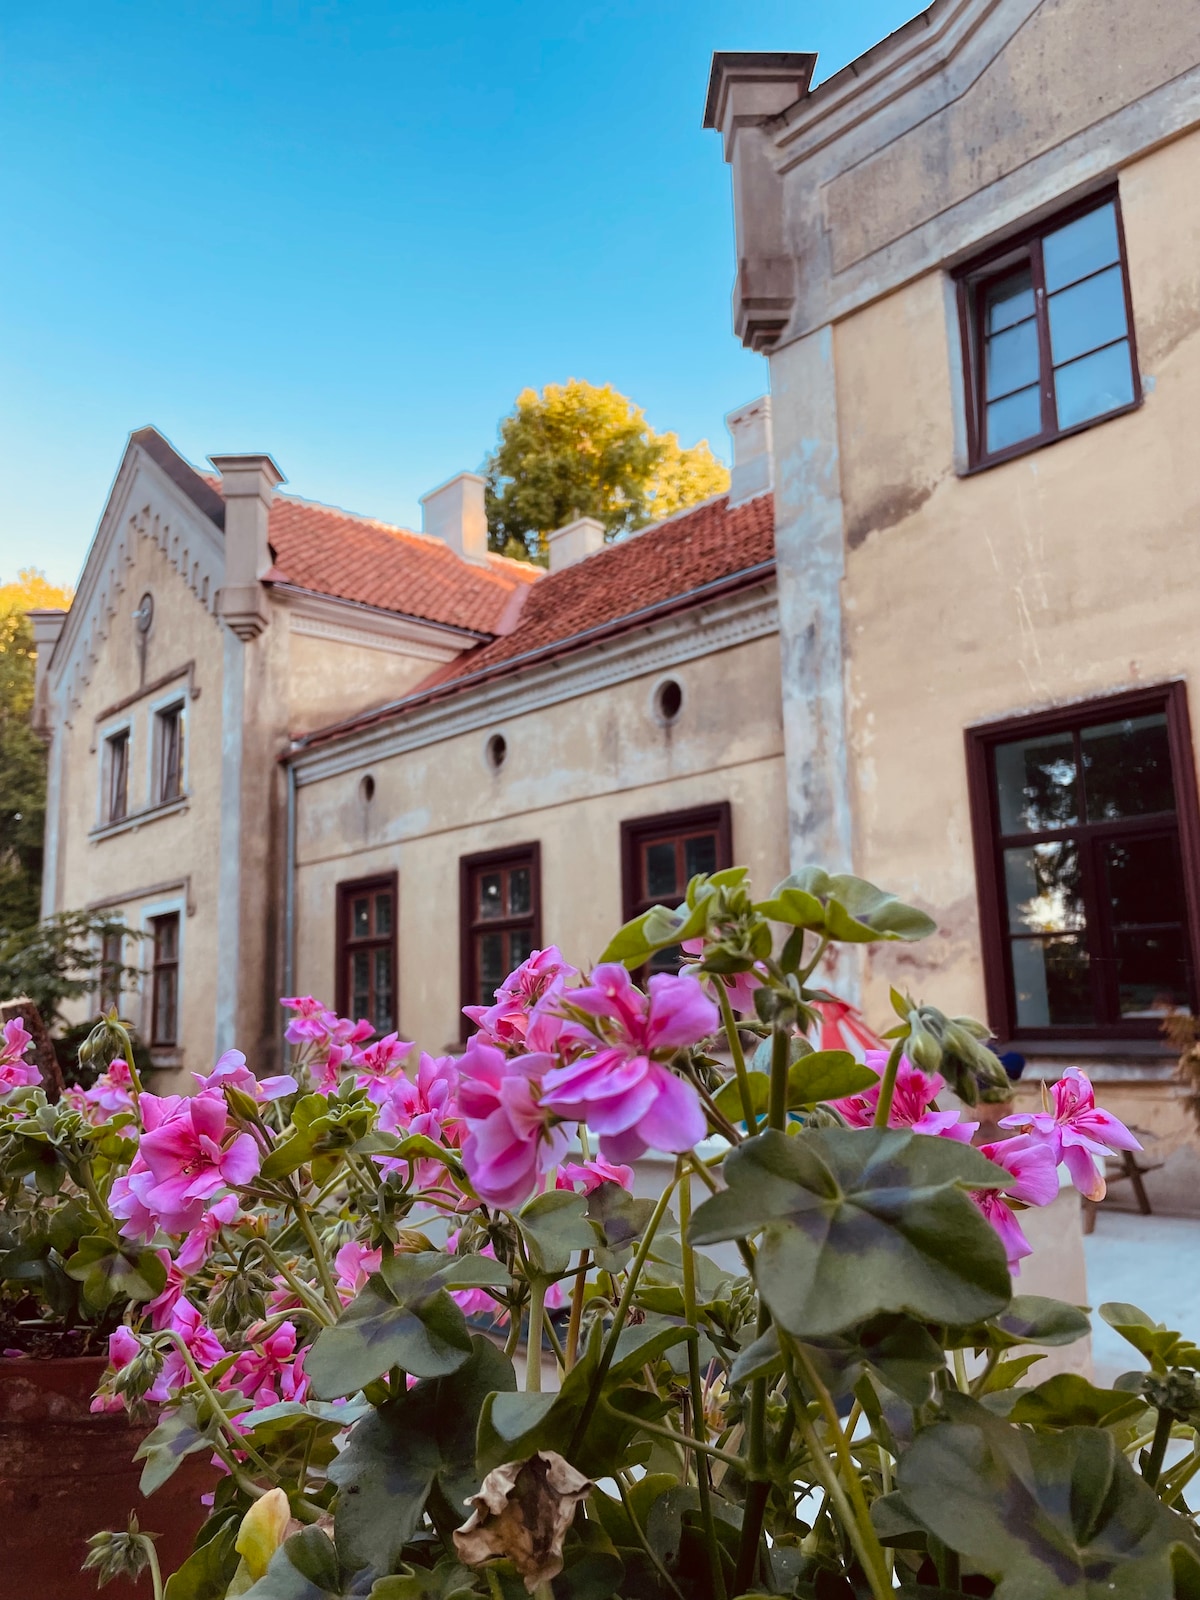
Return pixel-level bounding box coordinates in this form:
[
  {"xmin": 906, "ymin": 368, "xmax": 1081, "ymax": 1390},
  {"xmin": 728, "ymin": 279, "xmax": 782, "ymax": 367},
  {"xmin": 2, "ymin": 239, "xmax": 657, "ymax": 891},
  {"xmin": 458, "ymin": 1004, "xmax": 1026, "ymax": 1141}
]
[{"xmin": 1085, "ymin": 1209, "xmax": 1200, "ymax": 1385}]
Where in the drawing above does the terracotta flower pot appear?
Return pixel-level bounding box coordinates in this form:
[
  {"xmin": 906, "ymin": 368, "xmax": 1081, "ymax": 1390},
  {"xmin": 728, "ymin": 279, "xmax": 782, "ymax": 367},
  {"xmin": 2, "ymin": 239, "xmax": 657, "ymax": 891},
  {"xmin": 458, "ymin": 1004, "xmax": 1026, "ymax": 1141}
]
[{"xmin": 0, "ymin": 1355, "xmax": 213, "ymax": 1598}]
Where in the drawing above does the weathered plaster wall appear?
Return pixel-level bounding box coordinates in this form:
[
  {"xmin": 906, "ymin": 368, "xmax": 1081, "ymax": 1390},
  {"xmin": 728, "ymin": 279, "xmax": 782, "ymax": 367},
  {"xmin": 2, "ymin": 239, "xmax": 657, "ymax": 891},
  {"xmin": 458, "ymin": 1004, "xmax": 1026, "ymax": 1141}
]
[
  {"xmin": 830, "ymin": 130, "xmax": 1200, "ymax": 1033},
  {"xmin": 283, "ymin": 627, "xmax": 454, "ymax": 736},
  {"xmin": 50, "ymin": 529, "xmax": 227, "ymax": 1078},
  {"xmin": 292, "ymin": 635, "xmax": 787, "ymax": 1055}
]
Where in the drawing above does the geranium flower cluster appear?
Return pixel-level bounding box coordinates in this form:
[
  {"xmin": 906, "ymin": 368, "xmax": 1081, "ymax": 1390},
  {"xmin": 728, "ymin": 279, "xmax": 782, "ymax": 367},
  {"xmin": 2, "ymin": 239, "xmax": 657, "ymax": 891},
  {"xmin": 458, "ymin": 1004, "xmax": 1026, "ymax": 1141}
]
[
  {"xmin": 0, "ymin": 1016, "xmax": 39, "ymax": 1095},
  {"xmin": 834, "ymin": 1054, "xmax": 1140, "ymax": 1268}
]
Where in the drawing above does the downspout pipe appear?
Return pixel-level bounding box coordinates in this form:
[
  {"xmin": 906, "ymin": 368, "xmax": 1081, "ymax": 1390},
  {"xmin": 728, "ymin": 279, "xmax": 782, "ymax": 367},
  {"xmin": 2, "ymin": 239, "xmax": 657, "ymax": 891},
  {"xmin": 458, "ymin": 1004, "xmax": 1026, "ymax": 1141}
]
[{"xmin": 283, "ymin": 754, "xmax": 296, "ymax": 1026}]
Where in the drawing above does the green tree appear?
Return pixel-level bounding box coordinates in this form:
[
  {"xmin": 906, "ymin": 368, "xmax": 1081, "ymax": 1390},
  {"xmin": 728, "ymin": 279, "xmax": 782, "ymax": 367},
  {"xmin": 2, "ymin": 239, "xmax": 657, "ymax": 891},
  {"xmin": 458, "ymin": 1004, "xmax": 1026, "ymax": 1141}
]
[
  {"xmin": 484, "ymin": 380, "xmax": 730, "ymax": 562},
  {"xmin": 0, "ymin": 568, "xmax": 72, "ymax": 933}
]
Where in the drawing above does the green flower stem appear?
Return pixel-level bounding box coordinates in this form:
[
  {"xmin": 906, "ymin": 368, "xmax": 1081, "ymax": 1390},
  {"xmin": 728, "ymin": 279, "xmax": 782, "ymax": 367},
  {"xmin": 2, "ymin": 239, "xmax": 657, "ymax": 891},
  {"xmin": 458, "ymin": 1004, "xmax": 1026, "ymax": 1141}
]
[
  {"xmin": 564, "ymin": 1251, "xmax": 590, "ymax": 1371},
  {"xmin": 237, "ymin": 1237, "xmax": 335, "ymax": 1327},
  {"xmin": 78, "ymin": 1161, "xmax": 116, "ymax": 1230},
  {"xmin": 141, "ymin": 1536, "xmax": 163, "ymax": 1600},
  {"xmin": 1161, "ymin": 1441, "xmax": 1200, "ymax": 1505},
  {"xmin": 287, "ymin": 1188, "xmax": 342, "ymax": 1315},
  {"xmin": 679, "ymin": 1166, "xmax": 728, "ymax": 1600},
  {"xmin": 952, "ymin": 1346, "xmax": 970, "ymax": 1393},
  {"xmin": 158, "ymin": 1331, "xmax": 275, "ymax": 1481},
  {"xmin": 872, "ymin": 1036, "xmax": 908, "ymax": 1129},
  {"xmin": 616, "ymin": 1476, "xmax": 687, "ymax": 1600},
  {"xmin": 602, "ymin": 1399, "xmax": 745, "ymax": 1469},
  {"xmin": 784, "ymin": 1367, "xmax": 892, "ymax": 1600},
  {"xmin": 109, "ymin": 1017, "xmax": 145, "ymax": 1108},
  {"xmin": 768, "ymin": 1022, "xmax": 789, "ymax": 1132},
  {"xmin": 1144, "ymin": 1407, "xmax": 1174, "ymax": 1487},
  {"xmin": 717, "ymin": 984, "xmax": 758, "ymax": 1131},
  {"xmin": 789, "ymin": 1339, "xmax": 891, "ymax": 1600},
  {"xmin": 797, "ymin": 935, "xmax": 830, "ymax": 986},
  {"xmin": 525, "ymin": 1277, "xmax": 547, "ymax": 1392},
  {"xmin": 569, "ymin": 1170, "xmax": 680, "ymax": 1457}
]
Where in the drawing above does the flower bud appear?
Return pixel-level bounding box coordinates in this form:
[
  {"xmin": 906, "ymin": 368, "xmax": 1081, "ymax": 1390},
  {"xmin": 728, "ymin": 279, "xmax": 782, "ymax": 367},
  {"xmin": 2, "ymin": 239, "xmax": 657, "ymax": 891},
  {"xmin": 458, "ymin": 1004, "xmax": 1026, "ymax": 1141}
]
[
  {"xmin": 83, "ymin": 1518, "xmax": 156, "ymax": 1588},
  {"xmin": 235, "ymin": 1487, "xmax": 292, "ymax": 1581},
  {"xmin": 114, "ymin": 1343, "xmax": 165, "ymax": 1403}
]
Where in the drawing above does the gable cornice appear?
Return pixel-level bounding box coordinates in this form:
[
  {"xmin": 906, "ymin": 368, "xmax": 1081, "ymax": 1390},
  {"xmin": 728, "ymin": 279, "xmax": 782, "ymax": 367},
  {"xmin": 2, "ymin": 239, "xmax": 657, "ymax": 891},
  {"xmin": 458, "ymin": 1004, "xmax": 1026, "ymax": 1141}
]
[
  {"xmin": 288, "ymin": 580, "xmax": 779, "ymax": 787},
  {"xmin": 50, "ymin": 439, "xmax": 226, "ymax": 719}
]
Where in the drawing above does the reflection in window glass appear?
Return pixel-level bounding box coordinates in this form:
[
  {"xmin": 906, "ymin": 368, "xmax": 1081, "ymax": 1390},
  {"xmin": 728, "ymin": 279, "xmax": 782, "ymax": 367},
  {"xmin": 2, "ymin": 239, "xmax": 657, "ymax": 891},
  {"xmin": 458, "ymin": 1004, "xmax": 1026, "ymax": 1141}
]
[
  {"xmin": 352, "ymin": 898, "xmax": 370, "ymax": 938},
  {"xmin": 1042, "ymin": 202, "xmax": 1120, "ymax": 292},
  {"xmin": 1103, "ymin": 835, "xmax": 1183, "ymax": 926},
  {"xmin": 1047, "ymin": 266, "xmax": 1127, "ymax": 366},
  {"xmin": 1054, "ymin": 343, "xmax": 1135, "ymax": 430},
  {"xmin": 645, "ymin": 842, "xmax": 678, "ymax": 899},
  {"xmin": 1011, "ymin": 936, "xmax": 1093, "ymax": 1027},
  {"xmin": 375, "ymin": 893, "xmax": 392, "ymax": 936},
  {"xmin": 1004, "ymin": 842, "xmax": 1086, "ymax": 934},
  {"xmin": 994, "ymin": 734, "xmax": 1078, "ymax": 833},
  {"xmin": 479, "ymin": 874, "xmax": 503, "ymax": 919},
  {"xmin": 684, "ymin": 833, "xmax": 719, "ymax": 881},
  {"xmin": 1082, "ymin": 715, "xmax": 1173, "ymax": 820},
  {"xmin": 508, "ymin": 867, "xmax": 532, "ymax": 917},
  {"xmin": 1112, "ymin": 928, "xmax": 1191, "ymax": 1017}
]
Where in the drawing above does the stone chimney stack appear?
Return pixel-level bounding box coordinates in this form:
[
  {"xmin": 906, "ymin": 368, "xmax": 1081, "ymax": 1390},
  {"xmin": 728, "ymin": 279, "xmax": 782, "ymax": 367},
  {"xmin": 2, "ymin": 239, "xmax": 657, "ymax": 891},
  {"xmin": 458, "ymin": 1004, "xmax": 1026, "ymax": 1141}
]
[
  {"xmin": 211, "ymin": 453, "xmax": 284, "ymax": 639},
  {"xmin": 27, "ymin": 608, "xmax": 66, "ymax": 736},
  {"xmin": 725, "ymin": 395, "xmax": 774, "ymax": 507},
  {"xmin": 545, "ymin": 516, "xmax": 605, "ymax": 575},
  {"xmin": 420, "ymin": 472, "xmax": 489, "ymax": 564}
]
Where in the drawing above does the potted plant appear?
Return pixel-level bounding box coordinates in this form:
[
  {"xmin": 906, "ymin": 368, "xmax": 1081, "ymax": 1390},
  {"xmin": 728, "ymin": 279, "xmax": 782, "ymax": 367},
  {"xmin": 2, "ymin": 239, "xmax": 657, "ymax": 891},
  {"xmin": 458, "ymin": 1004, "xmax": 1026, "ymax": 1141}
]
[
  {"xmin": 0, "ymin": 1009, "xmax": 211, "ymax": 1598},
  {"xmin": 76, "ymin": 867, "xmax": 1199, "ymax": 1599}
]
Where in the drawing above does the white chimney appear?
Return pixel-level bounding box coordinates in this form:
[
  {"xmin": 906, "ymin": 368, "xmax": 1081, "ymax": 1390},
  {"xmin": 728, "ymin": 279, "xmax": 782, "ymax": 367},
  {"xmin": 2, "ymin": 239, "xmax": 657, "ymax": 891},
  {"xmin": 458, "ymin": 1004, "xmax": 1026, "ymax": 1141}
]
[
  {"xmin": 545, "ymin": 516, "xmax": 605, "ymax": 574},
  {"xmin": 27, "ymin": 608, "xmax": 67, "ymax": 736},
  {"xmin": 420, "ymin": 471, "xmax": 489, "ymax": 564},
  {"xmin": 725, "ymin": 395, "xmax": 773, "ymax": 507},
  {"xmin": 211, "ymin": 452, "xmax": 285, "ymax": 639}
]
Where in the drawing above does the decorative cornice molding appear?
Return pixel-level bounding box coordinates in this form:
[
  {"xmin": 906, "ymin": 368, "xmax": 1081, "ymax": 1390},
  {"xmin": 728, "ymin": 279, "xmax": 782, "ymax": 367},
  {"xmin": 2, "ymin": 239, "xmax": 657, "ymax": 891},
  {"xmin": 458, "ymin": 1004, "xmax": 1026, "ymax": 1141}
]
[
  {"xmin": 291, "ymin": 582, "xmax": 779, "ymax": 787},
  {"xmin": 276, "ymin": 586, "xmax": 470, "ymax": 663},
  {"xmin": 50, "ymin": 443, "xmax": 225, "ymax": 720}
]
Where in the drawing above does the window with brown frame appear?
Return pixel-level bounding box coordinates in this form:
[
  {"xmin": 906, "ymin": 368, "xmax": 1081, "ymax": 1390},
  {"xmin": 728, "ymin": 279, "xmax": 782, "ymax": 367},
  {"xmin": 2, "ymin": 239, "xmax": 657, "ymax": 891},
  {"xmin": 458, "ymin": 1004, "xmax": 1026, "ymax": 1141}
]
[
  {"xmin": 965, "ymin": 685, "xmax": 1200, "ymax": 1043},
  {"xmin": 106, "ymin": 728, "xmax": 130, "ymax": 823},
  {"xmin": 460, "ymin": 845, "xmax": 541, "ymax": 1022},
  {"xmin": 336, "ymin": 874, "xmax": 397, "ymax": 1034},
  {"xmin": 621, "ymin": 803, "xmax": 733, "ymax": 975},
  {"xmin": 150, "ymin": 912, "xmax": 180, "ymax": 1047},
  {"xmin": 957, "ymin": 190, "xmax": 1140, "ymax": 469},
  {"xmin": 156, "ymin": 702, "xmax": 185, "ymax": 804}
]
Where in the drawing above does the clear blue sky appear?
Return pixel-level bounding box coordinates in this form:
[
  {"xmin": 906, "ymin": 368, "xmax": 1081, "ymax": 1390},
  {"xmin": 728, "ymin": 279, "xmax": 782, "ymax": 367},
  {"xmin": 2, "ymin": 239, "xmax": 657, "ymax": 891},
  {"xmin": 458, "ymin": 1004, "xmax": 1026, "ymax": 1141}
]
[{"xmin": 0, "ymin": 1, "xmax": 921, "ymax": 587}]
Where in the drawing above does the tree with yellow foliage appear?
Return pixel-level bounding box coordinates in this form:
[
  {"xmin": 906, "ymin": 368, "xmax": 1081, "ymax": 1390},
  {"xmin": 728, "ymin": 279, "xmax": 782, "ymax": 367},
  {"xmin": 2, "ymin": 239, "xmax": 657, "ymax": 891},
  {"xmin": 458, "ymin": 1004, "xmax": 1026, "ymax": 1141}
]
[{"xmin": 484, "ymin": 380, "xmax": 730, "ymax": 563}]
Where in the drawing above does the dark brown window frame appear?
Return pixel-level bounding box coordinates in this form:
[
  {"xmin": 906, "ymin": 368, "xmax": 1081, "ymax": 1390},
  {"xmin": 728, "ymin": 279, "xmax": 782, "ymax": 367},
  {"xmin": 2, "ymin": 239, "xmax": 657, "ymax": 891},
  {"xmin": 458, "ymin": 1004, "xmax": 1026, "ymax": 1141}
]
[
  {"xmin": 156, "ymin": 700, "xmax": 185, "ymax": 805},
  {"xmin": 335, "ymin": 872, "xmax": 399, "ymax": 1031},
  {"xmin": 955, "ymin": 186, "xmax": 1141, "ymax": 472},
  {"xmin": 620, "ymin": 802, "xmax": 734, "ymax": 929},
  {"xmin": 965, "ymin": 682, "xmax": 1200, "ymax": 1045},
  {"xmin": 459, "ymin": 843, "xmax": 542, "ymax": 1036},
  {"xmin": 106, "ymin": 727, "xmax": 131, "ymax": 823},
  {"xmin": 150, "ymin": 911, "xmax": 180, "ymax": 1047}
]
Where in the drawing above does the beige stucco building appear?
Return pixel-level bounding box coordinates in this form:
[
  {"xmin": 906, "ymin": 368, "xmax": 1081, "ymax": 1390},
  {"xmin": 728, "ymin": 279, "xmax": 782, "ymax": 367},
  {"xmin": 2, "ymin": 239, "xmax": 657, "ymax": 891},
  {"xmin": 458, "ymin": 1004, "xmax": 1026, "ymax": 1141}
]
[{"xmin": 706, "ymin": 0, "xmax": 1200, "ymax": 1135}]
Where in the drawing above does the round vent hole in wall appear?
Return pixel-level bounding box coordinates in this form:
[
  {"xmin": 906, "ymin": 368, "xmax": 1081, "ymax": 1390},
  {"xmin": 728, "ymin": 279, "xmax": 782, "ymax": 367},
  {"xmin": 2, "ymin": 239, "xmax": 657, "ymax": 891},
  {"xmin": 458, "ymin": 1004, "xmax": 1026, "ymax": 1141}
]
[
  {"xmin": 486, "ymin": 733, "xmax": 508, "ymax": 771},
  {"xmin": 655, "ymin": 678, "xmax": 683, "ymax": 724},
  {"xmin": 359, "ymin": 774, "xmax": 376, "ymax": 803}
]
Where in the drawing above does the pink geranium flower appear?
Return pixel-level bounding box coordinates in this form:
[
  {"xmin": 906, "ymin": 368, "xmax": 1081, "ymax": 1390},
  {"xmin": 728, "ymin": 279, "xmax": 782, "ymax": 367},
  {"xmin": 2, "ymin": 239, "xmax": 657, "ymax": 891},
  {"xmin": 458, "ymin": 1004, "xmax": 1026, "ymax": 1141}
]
[
  {"xmin": 972, "ymin": 1134, "xmax": 1060, "ymax": 1272},
  {"xmin": 539, "ymin": 966, "xmax": 715, "ymax": 1163},
  {"xmin": 0, "ymin": 1017, "xmax": 39, "ymax": 1094},
  {"xmin": 82, "ymin": 1058, "xmax": 135, "ymax": 1118},
  {"xmin": 1000, "ymin": 1068, "xmax": 1141, "ymax": 1201},
  {"xmin": 135, "ymin": 1092, "xmax": 261, "ymax": 1234},
  {"xmin": 196, "ymin": 1049, "xmax": 297, "ymax": 1103},
  {"xmin": 353, "ymin": 1034, "xmax": 415, "ymax": 1102},
  {"xmin": 681, "ymin": 939, "xmax": 764, "ymax": 1016},
  {"xmin": 463, "ymin": 947, "xmax": 578, "ymax": 1048},
  {"xmin": 177, "ymin": 1193, "xmax": 242, "ymax": 1275},
  {"xmin": 458, "ymin": 1039, "xmax": 571, "ymax": 1210},
  {"xmin": 334, "ymin": 1240, "xmax": 383, "ymax": 1299},
  {"xmin": 556, "ymin": 1157, "xmax": 634, "ymax": 1194},
  {"xmin": 223, "ymin": 1321, "xmax": 309, "ymax": 1408}
]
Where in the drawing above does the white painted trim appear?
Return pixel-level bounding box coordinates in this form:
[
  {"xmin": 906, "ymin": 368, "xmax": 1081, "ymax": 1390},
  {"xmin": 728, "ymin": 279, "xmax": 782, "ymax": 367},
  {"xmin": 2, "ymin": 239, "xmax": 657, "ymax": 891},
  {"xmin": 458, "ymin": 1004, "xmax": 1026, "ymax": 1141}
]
[
  {"xmin": 290, "ymin": 584, "xmax": 779, "ymax": 787},
  {"xmin": 275, "ymin": 584, "xmax": 482, "ymax": 658},
  {"xmin": 214, "ymin": 626, "xmax": 245, "ymax": 1054}
]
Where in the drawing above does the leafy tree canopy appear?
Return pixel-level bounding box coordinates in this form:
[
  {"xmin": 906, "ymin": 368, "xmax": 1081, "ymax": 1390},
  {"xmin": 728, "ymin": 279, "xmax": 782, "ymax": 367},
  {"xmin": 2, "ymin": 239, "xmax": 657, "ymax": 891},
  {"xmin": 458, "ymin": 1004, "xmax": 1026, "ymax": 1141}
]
[
  {"xmin": 483, "ymin": 380, "xmax": 730, "ymax": 563},
  {"xmin": 0, "ymin": 568, "xmax": 73, "ymax": 934}
]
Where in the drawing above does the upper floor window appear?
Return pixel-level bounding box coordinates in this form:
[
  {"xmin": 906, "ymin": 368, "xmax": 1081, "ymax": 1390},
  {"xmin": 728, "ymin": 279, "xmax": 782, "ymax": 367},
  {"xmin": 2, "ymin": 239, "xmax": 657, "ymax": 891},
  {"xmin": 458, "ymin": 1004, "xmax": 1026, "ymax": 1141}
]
[
  {"xmin": 965, "ymin": 685, "xmax": 1200, "ymax": 1041},
  {"xmin": 99, "ymin": 930, "xmax": 124, "ymax": 1014},
  {"xmin": 336, "ymin": 875, "xmax": 396, "ymax": 1035},
  {"xmin": 957, "ymin": 193, "xmax": 1139, "ymax": 468},
  {"xmin": 460, "ymin": 845, "xmax": 540, "ymax": 1021},
  {"xmin": 106, "ymin": 728, "xmax": 130, "ymax": 823},
  {"xmin": 150, "ymin": 912, "xmax": 180, "ymax": 1046},
  {"xmin": 156, "ymin": 702, "xmax": 185, "ymax": 804},
  {"xmin": 621, "ymin": 803, "xmax": 732, "ymax": 975}
]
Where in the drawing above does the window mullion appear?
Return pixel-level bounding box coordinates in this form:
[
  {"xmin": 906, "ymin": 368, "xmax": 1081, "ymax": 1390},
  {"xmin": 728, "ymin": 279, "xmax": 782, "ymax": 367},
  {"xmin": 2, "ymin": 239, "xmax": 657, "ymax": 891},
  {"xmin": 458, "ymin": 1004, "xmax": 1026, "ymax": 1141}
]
[{"xmin": 1030, "ymin": 239, "xmax": 1056, "ymax": 436}]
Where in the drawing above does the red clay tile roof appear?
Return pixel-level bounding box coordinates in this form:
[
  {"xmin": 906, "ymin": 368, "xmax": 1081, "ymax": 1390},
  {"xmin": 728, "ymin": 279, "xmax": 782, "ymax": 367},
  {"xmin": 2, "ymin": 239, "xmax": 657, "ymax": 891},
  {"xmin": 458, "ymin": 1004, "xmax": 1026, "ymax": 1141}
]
[
  {"xmin": 291, "ymin": 491, "xmax": 775, "ymax": 750},
  {"xmin": 264, "ymin": 496, "xmax": 540, "ymax": 635}
]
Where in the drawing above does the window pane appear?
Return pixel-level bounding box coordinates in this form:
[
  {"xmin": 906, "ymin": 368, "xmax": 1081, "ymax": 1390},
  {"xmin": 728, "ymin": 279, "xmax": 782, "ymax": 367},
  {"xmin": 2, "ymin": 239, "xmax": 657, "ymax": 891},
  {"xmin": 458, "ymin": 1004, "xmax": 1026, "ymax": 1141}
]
[
  {"xmin": 647, "ymin": 946, "xmax": 681, "ymax": 976},
  {"xmin": 986, "ymin": 385, "xmax": 1042, "ymax": 453},
  {"xmin": 984, "ymin": 267, "xmax": 1035, "ymax": 333},
  {"xmin": 352, "ymin": 897, "xmax": 370, "ymax": 938},
  {"xmin": 1111, "ymin": 928, "xmax": 1191, "ymax": 1017},
  {"xmin": 478, "ymin": 931, "xmax": 504, "ymax": 999},
  {"xmin": 1102, "ymin": 834, "xmax": 1184, "ymax": 926},
  {"xmin": 1042, "ymin": 202, "xmax": 1120, "ymax": 293},
  {"xmin": 1003, "ymin": 841, "xmax": 1085, "ymax": 935},
  {"xmin": 1048, "ymin": 264, "xmax": 1128, "ymax": 366},
  {"xmin": 1053, "ymin": 341, "xmax": 1134, "ymax": 429},
  {"xmin": 478, "ymin": 872, "xmax": 503, "ymax": 920},
  {"xmin": 155, "ymin": 914, "xmax": 179, "ymax": 961},
  {"xmin": 994, "ymin": 732, "xmax": 1078, "ymax": 833},
  {"xmin": 374, "ymin": 892, "xmax": 393, "ymax": 936},
  {"xmin": 508, "ymin": 927, "xmax": 535, "ymax": 968},
  {"xmin": 985, "ymin": 317, "xmax": 1040, "ymax": 400},
  {"xmin": 1081, "ymin": 714, "xmax": 1173, "ymax": 820},
  {"xmin": 684, "ymin": 832, "xmax": 719, "ymax": 880},
  {"xmin": 1011, "ymin": 935, "xmax": 1093, "ymax": 1027},
  {"xmin": 374, "ymin": 949, "xmax": 394, "ymax": 1032},
  {"xmin": 644, "ymin": 841, "xmax": 678, "ymax": 900},
  {"xmin": 351, "ymin": 950, "xmax": 369, "ymax": 1016},
  {"xmin": 508, "ymin": 867, "xmax": 531, "ymax": 917}
]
